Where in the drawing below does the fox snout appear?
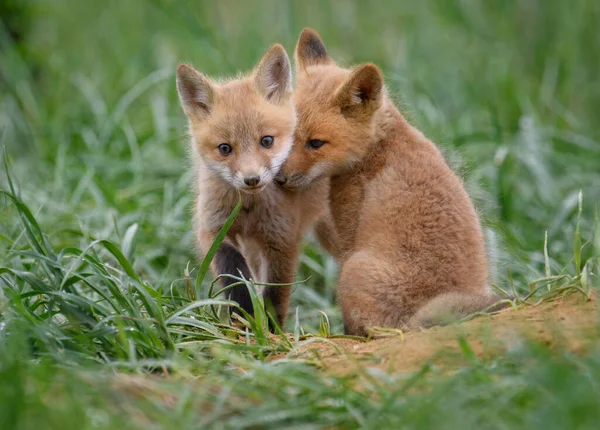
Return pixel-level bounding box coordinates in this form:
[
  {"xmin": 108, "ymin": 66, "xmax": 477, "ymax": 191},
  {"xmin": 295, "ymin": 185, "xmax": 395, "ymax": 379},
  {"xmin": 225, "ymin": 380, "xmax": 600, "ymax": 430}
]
[
  {"xmin": 274, "ymin": 171, "xmax": 308, "ymax": 189},
  {"xmin": 274, "ymin": 171, "xmax": 287, "ymax": 186},
  {"xmin": 233, "ymin": 167, "xmax": 271, "ymax": 193},
  {"xmin": 237, "ymin": 172, "xmax": 264, "ymax": 192},
  {"xmin": 244, "ymin": 176, "xmax": 261, "ymax": 187}
]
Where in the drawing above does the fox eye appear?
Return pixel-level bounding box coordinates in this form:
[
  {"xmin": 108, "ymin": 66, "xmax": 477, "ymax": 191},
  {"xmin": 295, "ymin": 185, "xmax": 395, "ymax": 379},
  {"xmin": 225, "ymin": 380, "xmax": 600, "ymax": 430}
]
[
  {"xmin": 218, "ymin": 143, "xmax": 232, "ymax": 155},
  {"xmin": 307, "ymin": 139, "xmax": 326, "ymax": 149},
  {"xmin": 260, "ymin": 136, "xmax": 274, "ymax": 148}
]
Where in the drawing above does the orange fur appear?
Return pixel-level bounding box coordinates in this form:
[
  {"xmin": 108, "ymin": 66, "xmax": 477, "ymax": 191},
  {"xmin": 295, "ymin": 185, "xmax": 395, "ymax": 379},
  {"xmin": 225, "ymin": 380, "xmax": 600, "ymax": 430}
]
[
  {"xmin": 278, "ymin": 29, "xmax": 502, "ymax": 335},
  {"xmin": 176, "ymin": 45, "xmax": 330, "ymax": 326}
]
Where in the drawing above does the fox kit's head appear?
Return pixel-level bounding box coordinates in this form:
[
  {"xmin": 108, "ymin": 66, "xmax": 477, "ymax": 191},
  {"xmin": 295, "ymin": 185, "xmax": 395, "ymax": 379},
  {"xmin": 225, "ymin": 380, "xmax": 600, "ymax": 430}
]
[
  {"xmin": 176, "ymin": 45, "xmax": 295, "ymax": 194},
  {"xmin": 276, "ymin": 28, "xmax": 385, "ymax": 189}
]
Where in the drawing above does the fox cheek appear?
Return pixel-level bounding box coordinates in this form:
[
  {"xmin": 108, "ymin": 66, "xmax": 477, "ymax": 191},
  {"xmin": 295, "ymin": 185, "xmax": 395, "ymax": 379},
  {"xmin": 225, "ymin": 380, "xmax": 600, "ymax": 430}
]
[
  {"xmin": 270, "ymin": 142, "xmax": 293, "ymax": 174},
  {"xmin": 307, "ymin": 162, "xmax": 329, "ymax": 181},
  {"xmin": 206, "ymin": 162, "xmax": 235, "ymax": 184}
]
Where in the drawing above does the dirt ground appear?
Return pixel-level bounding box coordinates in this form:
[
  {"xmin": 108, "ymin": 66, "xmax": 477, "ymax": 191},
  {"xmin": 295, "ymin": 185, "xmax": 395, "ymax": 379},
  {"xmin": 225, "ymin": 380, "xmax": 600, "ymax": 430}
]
[
  {"xmin": 289, "ymin": 292, "xmax": 598, "ymax": 375},
  {"xmin": 103, "ymin": 292, "xmax": 598, "ymax": 417}
]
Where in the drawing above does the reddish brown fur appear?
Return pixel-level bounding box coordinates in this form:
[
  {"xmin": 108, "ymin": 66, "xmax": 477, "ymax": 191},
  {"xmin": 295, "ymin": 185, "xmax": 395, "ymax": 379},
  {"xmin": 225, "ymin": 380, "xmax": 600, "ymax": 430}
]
[
  {"xmin": 176, "ymin": 45, "xmax": 331, "ymax": 325},
  {"xmin": 187, "ymin": 80, "xmax": 296, "ymax": 185},
  {"xmin": 279, "ymin": 29, "xmax": 501, "ymax": 335}
]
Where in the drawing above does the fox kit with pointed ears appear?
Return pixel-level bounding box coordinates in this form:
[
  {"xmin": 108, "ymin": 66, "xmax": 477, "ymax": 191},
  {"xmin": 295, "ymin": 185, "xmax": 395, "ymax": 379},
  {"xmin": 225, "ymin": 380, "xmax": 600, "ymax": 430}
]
[
  {"xmin": 176, "ymin": 45, "xmax": 331, "ymax": 326},
  {"xmin": 276, "ymin": 29, "xmax": 504, "ymax": 335}
]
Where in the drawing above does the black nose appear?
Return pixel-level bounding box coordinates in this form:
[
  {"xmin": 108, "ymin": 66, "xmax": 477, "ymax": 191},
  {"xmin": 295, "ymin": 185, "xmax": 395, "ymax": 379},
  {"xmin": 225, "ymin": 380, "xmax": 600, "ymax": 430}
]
[
  {"xmin": 244, "ymin": 176, "xmax": 261, "ymax": 187},
  {"xmin": 274, "ymin": 174, "xmax": 286, "ymax": 185}
]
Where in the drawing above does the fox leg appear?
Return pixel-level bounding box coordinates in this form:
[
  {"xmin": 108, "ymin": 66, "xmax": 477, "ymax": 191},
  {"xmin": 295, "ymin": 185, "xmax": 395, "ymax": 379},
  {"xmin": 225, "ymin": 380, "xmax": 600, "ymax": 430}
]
[
  {"xmin": 314, "ymin": 217, "xmax": 341, "ymax": 261},
  {"xmin": 337, "ymin": 251, "xmax": 413, "ymax": 337},
  {"xmin": 262, "ymin": 241, "xmax": 300, "ymax": 329},
  {"xmin": 211, "ymin": 243, "xmax": 255, "ymax": 316},
  {"xmin": 197, "ymin": 229, "xmax": 254, "ymax": 317}
]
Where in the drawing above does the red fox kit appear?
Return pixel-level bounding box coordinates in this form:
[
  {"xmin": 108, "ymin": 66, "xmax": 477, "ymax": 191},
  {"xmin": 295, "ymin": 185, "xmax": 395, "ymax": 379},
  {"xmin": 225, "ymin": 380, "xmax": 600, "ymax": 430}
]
[
  {"xmin": 276, "ymin": 29, "xmax": 503, "ymax": 335},
  {"xmin": 176, "ymin": 45, "xmax": 329, "ymax": 326}
]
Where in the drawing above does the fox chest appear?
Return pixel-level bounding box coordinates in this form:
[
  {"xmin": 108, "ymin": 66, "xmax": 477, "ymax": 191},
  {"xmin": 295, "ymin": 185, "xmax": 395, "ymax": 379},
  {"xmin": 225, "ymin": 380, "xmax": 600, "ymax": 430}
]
[{"xmin": 225, "ymin": 196, "xmax": 299, "ymax": 245}]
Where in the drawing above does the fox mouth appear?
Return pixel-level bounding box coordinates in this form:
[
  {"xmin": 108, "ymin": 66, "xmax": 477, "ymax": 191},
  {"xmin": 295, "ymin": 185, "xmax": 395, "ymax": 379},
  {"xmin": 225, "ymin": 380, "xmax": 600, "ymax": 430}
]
[
  {"xmin": 274, "ymin": 177, "xmax": 288, "ymax": 187},
  {"xmin": 274, "ymin": 173, "xmax": 308, "ymax": 189},
  {"xmin": 276, "ymin": 182, "xmax": 299, "ymax": 190},
  {"xmin": 274, "ymin": 172, "xmax": 287, "ymax": 186},
  {"xmin": 239, "ymin": 184, "xmax": 267, "ymax": 194}
]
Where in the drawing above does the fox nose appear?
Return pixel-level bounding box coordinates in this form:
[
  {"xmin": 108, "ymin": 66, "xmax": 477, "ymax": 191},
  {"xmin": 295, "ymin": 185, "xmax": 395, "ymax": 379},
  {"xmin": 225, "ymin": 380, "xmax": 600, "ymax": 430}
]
[
  {"xmin": 274, "ymin": 173, "xmax": 286, "ymax": 185},
  {"xmin": 243, "ymin": 176, "xmax": 261, "ymax": 187}
]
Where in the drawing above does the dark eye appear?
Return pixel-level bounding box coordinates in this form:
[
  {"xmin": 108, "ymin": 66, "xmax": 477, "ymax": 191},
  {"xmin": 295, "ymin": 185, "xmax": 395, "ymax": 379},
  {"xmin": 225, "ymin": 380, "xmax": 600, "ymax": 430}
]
[
  {"xmin": 218, "ymin": 143, "xmax": 232, "ymax": 155},
  {"xmin": 308, "ymin": 139, "xmax": 326, "ymax": 149},
  {"xmin": 260, "ymin": 136, "xmax": 274, "ymax": 148}
]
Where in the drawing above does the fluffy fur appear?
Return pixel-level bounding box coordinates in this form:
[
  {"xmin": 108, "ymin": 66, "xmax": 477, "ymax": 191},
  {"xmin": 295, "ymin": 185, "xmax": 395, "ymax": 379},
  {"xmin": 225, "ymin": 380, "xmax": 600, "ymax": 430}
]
[
  {"xmin": 277, "ymin": 29, "xmax": 503, "ymax": 336},
  {"xmin": 176, "ymin": 44, "xmax": 331, "ymax": 326}
]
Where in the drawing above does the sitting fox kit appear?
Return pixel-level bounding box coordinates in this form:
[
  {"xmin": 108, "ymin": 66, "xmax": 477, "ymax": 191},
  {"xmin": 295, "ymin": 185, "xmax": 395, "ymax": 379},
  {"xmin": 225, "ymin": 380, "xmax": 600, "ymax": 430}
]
[
  {"xmin": 176, "ymin": 45, "xmax": 328, "ymax": 326},
  {"xmin": 277, "ymin": 29, "xmax": 501, "ymax": 336}
]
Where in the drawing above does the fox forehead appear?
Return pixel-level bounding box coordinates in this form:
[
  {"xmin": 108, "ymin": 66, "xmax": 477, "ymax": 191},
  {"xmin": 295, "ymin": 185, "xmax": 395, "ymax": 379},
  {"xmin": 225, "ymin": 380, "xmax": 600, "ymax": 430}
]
[
  {"xmin": 190, "ymin": 81, "xmax": 295, "ymax": 147},
  {"xmin": 295, "ymin": 65, "xmax": 348, "ymax": 103},
  {"xmin": 293, "ymin": 65, "xmax": 350, "ymax": 137}
]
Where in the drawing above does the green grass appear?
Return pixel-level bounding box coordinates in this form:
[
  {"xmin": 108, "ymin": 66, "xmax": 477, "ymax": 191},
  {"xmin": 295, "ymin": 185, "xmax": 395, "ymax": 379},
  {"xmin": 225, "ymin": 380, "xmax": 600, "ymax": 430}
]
[{"xmin": 1, "ymin": 0, "xmax": 600, "ymax": 428}]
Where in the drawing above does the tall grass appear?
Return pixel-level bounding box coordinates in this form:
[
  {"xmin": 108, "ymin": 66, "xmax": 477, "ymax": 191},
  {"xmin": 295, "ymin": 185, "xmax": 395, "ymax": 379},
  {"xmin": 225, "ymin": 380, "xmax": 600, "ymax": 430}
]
[{"xmin": 1, "ymin": 162, "xmax": 301, "ymax": 365}]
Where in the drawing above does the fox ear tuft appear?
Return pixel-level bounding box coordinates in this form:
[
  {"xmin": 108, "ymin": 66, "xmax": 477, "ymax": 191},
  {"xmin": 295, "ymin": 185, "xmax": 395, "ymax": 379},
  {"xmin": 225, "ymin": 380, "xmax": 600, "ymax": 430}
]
[
  {"xmin": 295, "ymin": 28, "xmax": 333, "ymax": 69},
  {"xmin": 176, "ymin": 64, "xmax": 215, "ymax": 116},
  {"xmin": 335, "ymin": 64, "xmax": 384, "ymax": 117},
  {"xmin": 254, "ymin": 44, "xmax": 292, "ymax": 104}
]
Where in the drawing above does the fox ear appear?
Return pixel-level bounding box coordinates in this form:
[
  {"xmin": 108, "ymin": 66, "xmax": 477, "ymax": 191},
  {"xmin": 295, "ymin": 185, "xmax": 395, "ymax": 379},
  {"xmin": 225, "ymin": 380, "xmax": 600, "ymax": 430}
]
[
  {"xmin": 335, "ymin": 64, "xmax": 384, "ymax": 117},
  {"xmin": 254, "ymin": 44, "xmax": 292, "ymax": 104},
  {"xmin": 295, "ymin": 28, "xmax": 333, "ymax": 70},
  {"xmin": 176, "ymin": 64, "xmax": 215, "ymax": 117}
]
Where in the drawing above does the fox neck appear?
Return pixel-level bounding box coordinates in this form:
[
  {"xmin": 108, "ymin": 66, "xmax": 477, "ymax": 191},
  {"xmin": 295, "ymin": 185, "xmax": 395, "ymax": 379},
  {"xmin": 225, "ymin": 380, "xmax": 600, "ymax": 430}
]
[{"xmin": 338, "ymin": 98, "xmax": 412, "ymax": 179}]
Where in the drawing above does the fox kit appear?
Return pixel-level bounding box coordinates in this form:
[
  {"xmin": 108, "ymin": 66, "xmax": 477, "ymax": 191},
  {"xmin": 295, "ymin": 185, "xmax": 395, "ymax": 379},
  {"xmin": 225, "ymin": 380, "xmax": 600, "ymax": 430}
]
[
  {"xmin": 276, "ymin": 29, "xmax": 503, "ymax": 335},
  {"xmin": 176, "ymin": 45, "xmax": 329, "ymax": 326}
]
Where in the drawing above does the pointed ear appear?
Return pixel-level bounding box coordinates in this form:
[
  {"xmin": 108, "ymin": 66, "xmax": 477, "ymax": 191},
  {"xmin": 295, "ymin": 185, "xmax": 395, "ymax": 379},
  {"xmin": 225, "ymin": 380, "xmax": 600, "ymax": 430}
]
[
  {"xmin": 254, "ymin": 44, "xmax": 292, "ymax": 104},
  {"xmin": 176, "ymin": 63, "xmax": 216, "ymax": 116},
  {"xmin": 295, "ymin": 28, "xmax": 333, "ymax": 70},
  {"xmin": 335, "ymin": 64, "xmax": 384, "ymax": 117}
]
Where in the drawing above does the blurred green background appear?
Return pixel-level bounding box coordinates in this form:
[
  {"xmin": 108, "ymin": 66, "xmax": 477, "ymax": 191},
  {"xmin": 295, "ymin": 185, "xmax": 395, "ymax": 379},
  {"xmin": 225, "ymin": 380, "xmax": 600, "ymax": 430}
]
[{"xmin": 1, "ymin": 0, "xmax": 599, "ymax": 331}]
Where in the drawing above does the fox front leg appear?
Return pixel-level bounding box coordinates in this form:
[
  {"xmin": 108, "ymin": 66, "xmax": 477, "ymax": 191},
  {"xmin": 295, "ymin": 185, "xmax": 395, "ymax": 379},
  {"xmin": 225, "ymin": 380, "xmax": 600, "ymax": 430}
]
[
  {"xmin": 197, "ymin": 227, "xmax": 255, "ymax": 318},
  {"xmin": 262, "ymin": 242, "xmax": 299, "ymax": 330},
  {"xmin": 211, "ymin": 243, "xmax": 255, "ymax": 318}
]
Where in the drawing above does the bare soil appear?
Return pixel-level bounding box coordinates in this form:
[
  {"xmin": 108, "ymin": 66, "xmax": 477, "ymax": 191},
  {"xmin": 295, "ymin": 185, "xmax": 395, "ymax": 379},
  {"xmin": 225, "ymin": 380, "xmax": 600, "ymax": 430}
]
[
  {"xmin": 289, "ymin": 292, "xmax": 598, "ymax": 375},
  {"xmin": 101, "ymin": 292, "xmax": 598, "ymax": 419}
]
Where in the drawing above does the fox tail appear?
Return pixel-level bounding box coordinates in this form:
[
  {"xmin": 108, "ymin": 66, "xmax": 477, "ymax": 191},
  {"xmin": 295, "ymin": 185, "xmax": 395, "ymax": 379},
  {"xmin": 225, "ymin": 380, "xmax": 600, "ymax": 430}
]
[{"xmin": 408, "ymin": 291, "xmax": 512, "ymax": 329}]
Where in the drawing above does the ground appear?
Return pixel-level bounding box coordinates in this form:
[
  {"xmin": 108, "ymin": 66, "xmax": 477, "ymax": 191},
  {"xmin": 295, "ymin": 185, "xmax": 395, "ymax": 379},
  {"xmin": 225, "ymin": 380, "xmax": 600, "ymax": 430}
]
[
  {"xmin": 290, "ymin": 292, "xmax": 597, "ymax": 375},
  {"xmin": 97, "ymin": 292, "xmax": 598, "ymax": 427}
]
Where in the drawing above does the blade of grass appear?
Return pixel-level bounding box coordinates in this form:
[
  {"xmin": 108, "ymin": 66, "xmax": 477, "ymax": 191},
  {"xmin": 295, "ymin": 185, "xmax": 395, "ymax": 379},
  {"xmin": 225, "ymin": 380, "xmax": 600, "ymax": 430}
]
[
  {"xmin": 574, "ymin": 190, "xmax": 583, "ymax": 276},
  {"xmin": 194, "ymin": 196, "xmax": 242, "ymax": 300}
]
